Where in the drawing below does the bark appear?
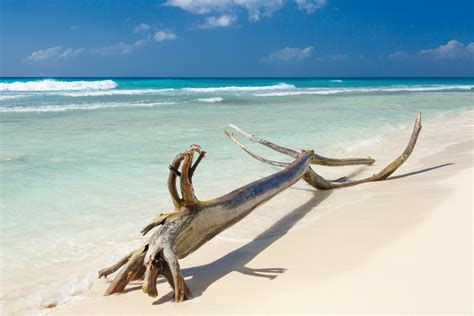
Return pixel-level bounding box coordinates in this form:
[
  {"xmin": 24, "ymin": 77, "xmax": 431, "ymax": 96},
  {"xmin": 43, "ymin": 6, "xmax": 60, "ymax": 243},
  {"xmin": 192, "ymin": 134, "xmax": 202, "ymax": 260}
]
[
  {"xmin": 224, "ymin": 113, "xmax": 422, "ymax": 190},
  {"xmin": 99, "ymin": 113, "xmax": 422, "ymax": 304},
  {"xmin": 99, "ymin": 144, "xmax": 311, "ymax": 302}
]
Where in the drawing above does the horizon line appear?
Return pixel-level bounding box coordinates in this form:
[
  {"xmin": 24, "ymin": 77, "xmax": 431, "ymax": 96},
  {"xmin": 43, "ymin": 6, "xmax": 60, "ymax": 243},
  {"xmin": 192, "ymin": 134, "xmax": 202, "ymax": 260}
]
[{"xmin": 1, "ymin": 76, "xmax": 474, "ymax": 79}]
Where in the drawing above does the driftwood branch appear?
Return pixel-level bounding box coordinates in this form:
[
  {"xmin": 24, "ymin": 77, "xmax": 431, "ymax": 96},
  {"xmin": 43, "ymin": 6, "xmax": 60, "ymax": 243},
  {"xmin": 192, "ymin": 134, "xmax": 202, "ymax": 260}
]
[
  {"xmin": 99, "ymin": 113, "xmax": 421, "ymax": 305},
  {"xmin": 228, "ymin": 124, "xmax": 376, "ymax": 166},
  {"xmin": 225, "ymin": 113, "xmax": 421, "ymax": 189}
]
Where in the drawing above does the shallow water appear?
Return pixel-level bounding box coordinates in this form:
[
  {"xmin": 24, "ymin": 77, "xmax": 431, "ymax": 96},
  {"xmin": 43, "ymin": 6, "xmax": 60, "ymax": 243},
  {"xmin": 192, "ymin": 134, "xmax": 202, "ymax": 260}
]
[{"xmin": 0, "ymin": 77, "xmax": 473, "ymax": 314}]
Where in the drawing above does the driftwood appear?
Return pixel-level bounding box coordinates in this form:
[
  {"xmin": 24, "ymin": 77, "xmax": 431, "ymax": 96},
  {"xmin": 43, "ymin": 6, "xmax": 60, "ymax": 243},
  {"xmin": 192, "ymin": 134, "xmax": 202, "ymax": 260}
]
[
  {"xmin": 99, "ymin": 113, "xmax": 421, "ymax": 303},
  {"xmin": 224, "ymin": 113, "xmax": 422, "ymax": 189}
]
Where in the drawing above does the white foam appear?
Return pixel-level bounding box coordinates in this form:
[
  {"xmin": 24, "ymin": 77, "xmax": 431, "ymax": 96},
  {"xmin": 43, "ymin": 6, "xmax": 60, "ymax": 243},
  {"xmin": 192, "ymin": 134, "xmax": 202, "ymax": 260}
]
[
  {"xmin": 0, "ymin": 79, "xmax": 118, "ymax": 92},
  {"xmin": 49, "ymin": 88, "xmax": 174, "ymax": 97},
  {"xmin": 254, "ymin": 85, "xmax": 474, "ymax": 96},
  {"xmin": 49, "ymin": 83, "xmax": 294, "ymax": 96},
  {"xmin": 183, "ymin": 82, "xmax": 296, "ymax": 93},
  {"xmin": 0, "ymin": 95, "xmax": 28, "ymax": 100},
  {"xmin": 0, "ymin": 102, "xmax": 175, "ymax": 113},
  {"xmin": 1, "ymin": 273, "xmax": 95, "ymax": 315},
  {"xmin": 344, "ymin": 134, "xmax": 385, "ymax": 152},
  {"xmin": 195, "ymin": 97, "xmax": 224, "ymax": 103},
  {"xmin": 330, "ymin": 79, "xmax": 343, "ymax": 83},
  {"xmin": 0, "ymin": 83, "xmax": 295, "ymax": 97}
]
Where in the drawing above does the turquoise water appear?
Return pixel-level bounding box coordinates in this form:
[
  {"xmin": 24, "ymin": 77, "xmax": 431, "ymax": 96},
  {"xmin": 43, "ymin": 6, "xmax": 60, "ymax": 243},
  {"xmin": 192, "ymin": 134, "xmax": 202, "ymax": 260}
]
[{"xmin": 1, "ymin": 78, "xmax": 473, "ymax": 312}]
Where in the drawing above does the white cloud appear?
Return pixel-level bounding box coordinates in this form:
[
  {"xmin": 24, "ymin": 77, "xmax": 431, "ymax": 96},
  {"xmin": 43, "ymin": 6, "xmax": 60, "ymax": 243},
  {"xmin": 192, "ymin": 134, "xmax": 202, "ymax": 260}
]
[
  {"xmin": 24, "ymin": 38, "xmax": 155, "ymax": 62},
  {"xmin": 58, "ymin": 48, "xmax": 86, "ymax": 59},
  {"xmin": 234, "ymin": 0, "xmax": 284, "ymax": 21},
  {"xmin": 134, "ymin": 23, "xmax": 151, "ymax": 33},
  {"xmin": 154, "ymin": 31, "xmax": 177, "ymax": 42},
  {"xmin": 25, "ymin": 23, "xmax": 177, "ymax": 64},
  {"xmin": 295, "ymin": 0, "xmax": 326, "ymax": 13},
  {"xmin": 388, "ymin": 50, "xmax": 409, "ymax": 61},
  {"xmin": 164, "ymin": 0, "xmax": 321, "ymax": 22},
  {"xmin": 265, "ymin": 46, "xmax": 314, "ymax": 62},
  {"xmin": 94, "ymin": 39, "xmax": 150, "ymax": 56},
  {"xmin": 419, "ymin": 40, "xmax": 474, "ymax": 59},
  {"xmin": 24, "ymin": 46, "xmax": 63, "ymax": 62},
  {"xmin": 24, "ymin": 46, "xmax": 85, "ymax": 63},
  {"xmin": 388, "ymin": 40, "xmax": 474, "ymax": 61},
  {"xmin": 164, "ymin": 0, "xmax": 232, "ymax": 14},
  {"xmin": 198, "ymin": 15, "xmax": 236, "ymax": 29}
]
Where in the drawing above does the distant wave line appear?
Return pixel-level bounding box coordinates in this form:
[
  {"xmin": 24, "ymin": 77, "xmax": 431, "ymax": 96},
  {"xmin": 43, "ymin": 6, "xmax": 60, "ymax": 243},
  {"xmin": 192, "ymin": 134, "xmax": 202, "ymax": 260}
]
[
  {"xmin": 0, "ymin": 79, "xmax": 118, "ymax": 92},
  {"xmin": 254, "ymin": 85, "xmax": 474, "ymax": 96},
  {"xmin": 182, "ymin": 82, "xmax": 295, "ymax": 92},
  {"xmin": 0, "ymin": 102, "xmax": 176, "ymax": 113}
]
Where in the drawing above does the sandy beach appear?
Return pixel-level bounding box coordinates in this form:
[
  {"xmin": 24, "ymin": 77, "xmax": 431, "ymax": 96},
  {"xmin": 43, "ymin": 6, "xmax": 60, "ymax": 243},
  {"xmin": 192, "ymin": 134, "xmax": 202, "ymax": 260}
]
[
  {"xmin": 49, "ymin": 112, "xmax": 473, "ymax": 315},
  {"xmin": 3, "ymin": 1, "xmax": 474, "ymax": 314}
]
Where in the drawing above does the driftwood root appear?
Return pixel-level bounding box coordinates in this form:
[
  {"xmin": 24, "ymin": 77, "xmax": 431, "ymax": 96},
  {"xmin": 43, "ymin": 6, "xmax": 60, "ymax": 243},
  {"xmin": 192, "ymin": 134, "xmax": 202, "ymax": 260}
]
[{"xmin": 99, "ymin": 113, "xmax": 422, "ymax": 305}]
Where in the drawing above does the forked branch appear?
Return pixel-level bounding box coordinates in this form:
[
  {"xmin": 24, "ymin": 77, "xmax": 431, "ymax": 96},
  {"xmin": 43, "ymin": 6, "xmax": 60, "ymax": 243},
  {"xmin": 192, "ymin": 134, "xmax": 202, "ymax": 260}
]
[
  {"xmin": 228, "ymin": 124, "xmax": 375, "ymax": 166},
  {"xmin": 224, "ymin": 113, "xmax": 422, "ymax": 189}
]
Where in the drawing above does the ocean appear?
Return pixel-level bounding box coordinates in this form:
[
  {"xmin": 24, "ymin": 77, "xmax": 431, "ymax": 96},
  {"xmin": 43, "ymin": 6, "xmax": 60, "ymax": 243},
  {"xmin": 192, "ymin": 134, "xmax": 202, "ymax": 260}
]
[{"xmin": 0, "ymin": 77, "xmax": 473, "ymax": 314}]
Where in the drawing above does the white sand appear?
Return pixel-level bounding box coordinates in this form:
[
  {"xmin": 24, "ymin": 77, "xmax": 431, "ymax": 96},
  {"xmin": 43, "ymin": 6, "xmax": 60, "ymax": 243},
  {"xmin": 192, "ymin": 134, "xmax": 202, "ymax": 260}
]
[{"xmin": 52, "ymin": 113, "xmax": 473, "ymax": 314}]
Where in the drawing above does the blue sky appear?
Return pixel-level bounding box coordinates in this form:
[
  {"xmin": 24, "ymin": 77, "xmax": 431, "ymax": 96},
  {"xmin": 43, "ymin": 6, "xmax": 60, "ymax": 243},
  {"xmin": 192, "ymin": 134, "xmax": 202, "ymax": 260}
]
[{"xmin": 1, "ymin": 0, "xmax": 473, "ymax": 77}]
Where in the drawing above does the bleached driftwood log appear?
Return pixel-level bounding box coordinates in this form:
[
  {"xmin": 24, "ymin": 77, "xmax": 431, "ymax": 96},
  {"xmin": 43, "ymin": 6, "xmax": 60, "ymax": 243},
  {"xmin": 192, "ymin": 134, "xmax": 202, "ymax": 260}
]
[
  {"xmin": 99, "ymin": 144, "xmax": 312, "ymax": 301},
  {"xmin": 99, "ymin": 113, "xmax": 421, "ymax": 303}
]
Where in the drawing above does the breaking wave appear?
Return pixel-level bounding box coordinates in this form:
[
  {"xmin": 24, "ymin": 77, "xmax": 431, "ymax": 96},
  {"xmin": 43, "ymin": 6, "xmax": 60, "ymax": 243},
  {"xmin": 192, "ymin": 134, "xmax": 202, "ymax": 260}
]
[
  {"xmin": 47, "ymin": 89, "xmax": 174, "ymax": 97},
  {"xmin": 0, "ymin": 95, "xmax": 28, "ymax": 100},
  {"xmin": 0, "ymin": 102, "xmax": 175, "ymax": 113},
  {"xmin": 0, "ymin": 79, "xmax": 118, "ymax": 91},
  {"xmin": 183, "ymin": 83, "xmax": 295, "ymax": 93},
  {"xmin": 195, "ymin": 97, "xmax": 224, "ymax": 103},
  {"xmin": 254, "ymin": 85, "xmax": 474, "ymax": 96},
  {"xmin": 43, "ymin": 84, "xmax": 294, "ymax": 96}
]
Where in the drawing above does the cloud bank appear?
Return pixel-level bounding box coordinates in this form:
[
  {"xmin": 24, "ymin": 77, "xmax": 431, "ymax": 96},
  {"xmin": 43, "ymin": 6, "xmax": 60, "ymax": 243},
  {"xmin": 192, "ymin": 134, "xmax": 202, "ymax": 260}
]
[
  {"xmin": 419, "ymin": 40, "xmax": 474, "ymax": 59},
  {"xmin": 24, "ymin": 29, "xmax": 176, "ymax": 63},
  {"xmin": 164, "ymin": 0, "xmax": 326, "ymax": 22},
  {"xmin": 24, "ymin": 46, "xmax": 85, "ymax": 63},
  {"xmin": 153, "ymin": 31, "xmax": 177, "ymax": 42},
  {"xmin": 265, "ymin": 46, "xmax": 314, "ymax": 62},
  {"xmin": 295, "ymin": 0, "xmax": 327, "ymax": 14},
  {"xmin": 198, "ymin": 15, "xmax": 236, "ymax": 29},
  {"xmin": 389, "ymin": 40, "xmax": 474, "ymax": 61}
]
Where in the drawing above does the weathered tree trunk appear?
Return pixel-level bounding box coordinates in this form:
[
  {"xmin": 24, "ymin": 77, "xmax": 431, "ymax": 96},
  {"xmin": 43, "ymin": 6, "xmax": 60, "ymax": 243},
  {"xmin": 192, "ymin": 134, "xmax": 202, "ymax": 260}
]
[
  {"xmin": 99, "ymin": 113, "xmax": 421, "ymax": 303},
  {"xmin": 99, "ymin": 144, "xmax": 312, "ymax": 302}
]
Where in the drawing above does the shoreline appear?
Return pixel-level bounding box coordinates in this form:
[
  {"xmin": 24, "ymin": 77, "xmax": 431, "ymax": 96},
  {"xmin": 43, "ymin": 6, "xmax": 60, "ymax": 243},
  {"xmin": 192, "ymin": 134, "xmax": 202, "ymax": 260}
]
[
  {"xmin": 49, "ymin": 113, "xmax": 472, "ymax": 314},
  {"xmin": 2, "ymin": 111, "xmax": 472, "ymax": 314}
]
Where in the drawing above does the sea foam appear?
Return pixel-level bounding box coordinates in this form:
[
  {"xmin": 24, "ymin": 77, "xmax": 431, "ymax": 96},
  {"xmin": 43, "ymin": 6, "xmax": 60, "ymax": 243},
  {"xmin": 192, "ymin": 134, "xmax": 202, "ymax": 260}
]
[
  {"xmin": 0, "ymin": 102, "xmax": 175, "ymax": 113},
  {"xmin": 0, "ymin": 95, "xmax": 29, "ymax": 100},
  {"xmin": 196, "ymin": 97, "xmax": 224, "ymax": 103},
  {"xmin": 183, "ymin": 82, "xmax": 295, "ymax": 93},
  {"xmin": 254, "ymin": 84, "xmax": 474, "ymax": 96},
  {"xmin": 0, "ymin": 79, "xmax": 118, "ymax": 91},
  {"xmin": 1, "ymin": 273, "xmax": 95, "ymax": 315}
]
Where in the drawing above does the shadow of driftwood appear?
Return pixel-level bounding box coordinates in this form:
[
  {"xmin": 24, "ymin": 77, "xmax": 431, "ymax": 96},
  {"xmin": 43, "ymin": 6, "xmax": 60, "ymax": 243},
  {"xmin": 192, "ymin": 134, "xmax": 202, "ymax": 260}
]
[
  {"xmin": 388, "ymin": 163, "xmax": 453, "ymax": 180},
  {"xmin": 153, "ymin": 190, "xmax": 332, "ymax": 305},
  {"xmin": 109, "ymin": 162, "xmax": 452, "ymax": 303}
]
